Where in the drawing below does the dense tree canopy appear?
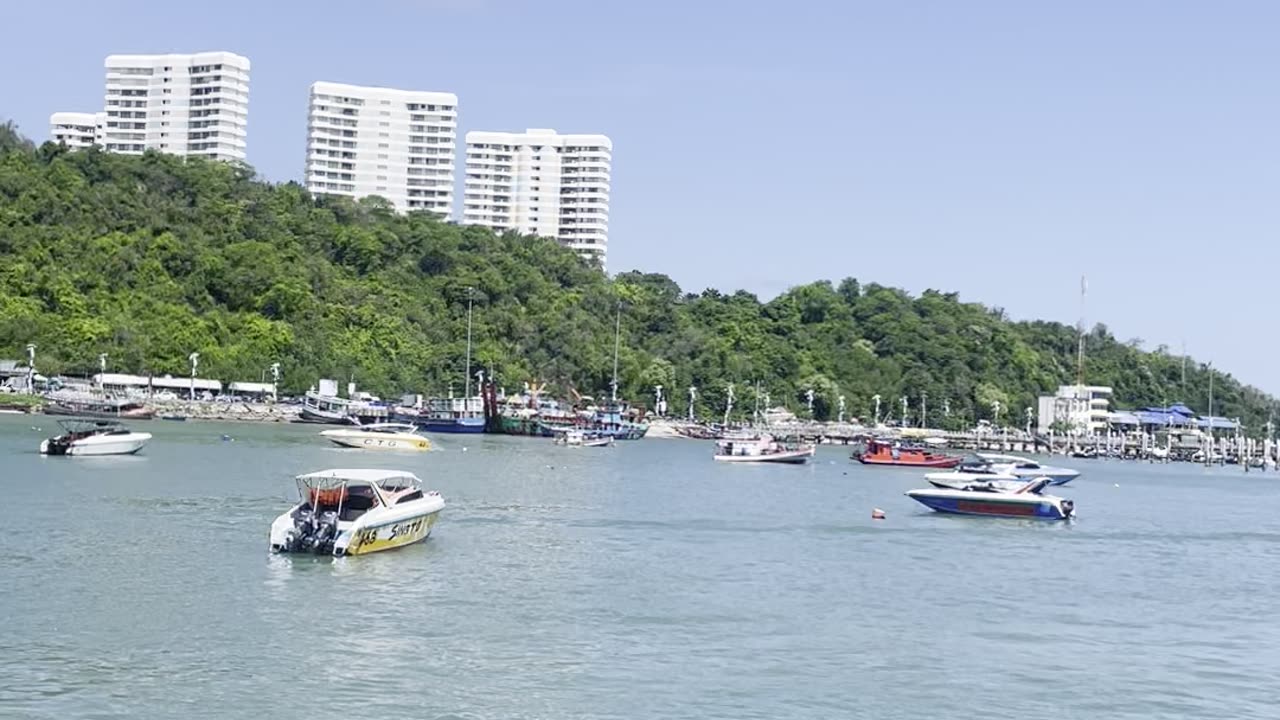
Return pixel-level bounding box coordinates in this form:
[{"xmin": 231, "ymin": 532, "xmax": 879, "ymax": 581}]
[{"xmin": 1, "ymin": 130, "xmax": 1274, "ymax": 431}]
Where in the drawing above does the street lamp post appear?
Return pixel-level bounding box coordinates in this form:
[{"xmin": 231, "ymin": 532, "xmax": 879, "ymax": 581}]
[
  {"xmin": 25, "ymin": 343, "xmax": 36, "ymax": 395},
  {"xmin": 873, "ymin": 394, "xmax": 882, "ymax": 426},
  {"xmin": 269, "ymin": 362, "xmax": 281, "ymax": 402},
  {"xmin": 188, "ymin": 352, "xmax": 200, "ymax": 402},
  {"xmin": 921, "ymin": 392, "xmax": 928, "ymax": 429},
  {"xmin": 901, "ymin": 396, "xmax": 908, "ymax": 427}
]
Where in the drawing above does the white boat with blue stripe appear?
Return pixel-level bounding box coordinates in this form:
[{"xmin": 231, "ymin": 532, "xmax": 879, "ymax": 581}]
[{"xmin": 907, "ymin": 477, "xmax": 1074, "ymax": 520}]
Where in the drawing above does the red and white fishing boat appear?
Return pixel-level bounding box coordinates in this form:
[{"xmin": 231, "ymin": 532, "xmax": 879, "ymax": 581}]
[{"xmin": 855, "ymin": 438, "xmax": 962, "ymax": 468}]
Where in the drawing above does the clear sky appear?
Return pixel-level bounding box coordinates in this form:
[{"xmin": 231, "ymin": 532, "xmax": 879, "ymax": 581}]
[{"xmin": 3, "ymin": 1, "xmax": 1277, "ymax": 392}]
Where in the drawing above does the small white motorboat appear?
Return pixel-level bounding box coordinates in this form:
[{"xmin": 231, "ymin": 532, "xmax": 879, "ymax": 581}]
[
  {"xmin": 39, "ymin": 419, "xmax": 152, "ymax": 456},
  {"xmin": 553, "ymin": 429, "xmax": 614, "ymax": 447},
  {"xmin": 320, "ymin": 422, "xmax": 431, "ymax": 452},
  {"xmin": 907, "ymin": 477, "xmax": 1074, "ymax": 520},
  {"xmin": 269, "ymin": 469, "xmax": 445, "ymax": 556},
  {"xmin": 975, "ymin": 453, "xmax": 1080, "ymax": 485},
  {"xmin": 713, "ymin": 434, "xmax": 816, "ymax": 464}
]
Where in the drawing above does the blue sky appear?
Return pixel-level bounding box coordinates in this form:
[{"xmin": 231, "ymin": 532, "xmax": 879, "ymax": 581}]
[{"xmin": 3, "ymin": 0, "xmax": 1278, "ymax": 393}]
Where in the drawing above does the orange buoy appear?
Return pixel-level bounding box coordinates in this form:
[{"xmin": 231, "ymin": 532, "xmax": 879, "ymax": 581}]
[{"xmin": 872, "ymin": 508, "xmax": 886, "ymax": 520}]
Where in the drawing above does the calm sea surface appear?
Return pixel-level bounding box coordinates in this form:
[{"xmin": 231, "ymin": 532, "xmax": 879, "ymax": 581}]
[{"xmin": 2, "ymin": 415, "xmax": 1279, "ymax": 719}]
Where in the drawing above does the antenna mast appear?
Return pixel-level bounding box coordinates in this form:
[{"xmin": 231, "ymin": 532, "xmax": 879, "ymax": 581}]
[{"xmin": 1076, "ymin": 275, "xmax": 1087, "ymax": 388}]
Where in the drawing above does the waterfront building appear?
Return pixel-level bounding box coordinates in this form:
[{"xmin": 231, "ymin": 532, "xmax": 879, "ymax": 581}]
[
  {"xmin": 49, "ymin": 112, "xmax": 104, "ymax": 149},
  {"xmin": 304, "ymin": 81, "xmax": 457, "ymax": 215},
  {"xmin": 1037, "ymin": 385, "xmax": 1113, "ymax": 435},
  {"xmin": 463, "ymin": 128, "xmax": 612, "ymax": 268},
  {"xmin": 98, "ymin": 51, "xmax": 251, "ymax": 161}
]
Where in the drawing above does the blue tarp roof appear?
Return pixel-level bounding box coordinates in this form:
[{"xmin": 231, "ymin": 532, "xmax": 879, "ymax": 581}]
[
  {"xmin": 1134, "ymin": 410, "xmax": 1197, "ymax": 426},
  {"xmin": 1198, "ymin": 416, "xmax": 1239, "ymax": 430}
]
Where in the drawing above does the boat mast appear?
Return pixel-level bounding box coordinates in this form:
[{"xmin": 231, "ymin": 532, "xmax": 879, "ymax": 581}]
[
  {"xmin": 464, "ymin": 287, "xmax": 474, "ymax": 402},
  {"xmin": 1076, "ymin": 275, "xmax": 1086, "ymax": 389},
  {"xmin": 610, "ymin": 302, "xmax": 621, "ymax": 403}
]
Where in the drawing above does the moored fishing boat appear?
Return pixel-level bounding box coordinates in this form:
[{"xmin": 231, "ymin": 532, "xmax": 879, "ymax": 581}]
[
  {"xmin": 906, "ymin": 477, "xmax": 1074, "ymax": 520},
  {"xmin": 297, "ymin": 390, "xmax": 351, "ymax": 424},
  {"xmin": 713, "ymin": 434, "xmax": 815, "ymax": 464},
  {"xmin": 320, "ymin": 423, "xmax": 431, "ymax": 451},
  {"xmin": 39, "ymin": 418, "xmax": 152, "ymax": 456},
  {"xmin": 269, "ymin": 469, "xmax": 444, "ymax": 556},
  {"xmin": 856, "ymin": 438, "xmax": 962, "ymax": 468},
  {"xmin": 553, "ymin": 429, "xmax": 614, "ymax": 447},
  {"xmin": 43, "ymin": 396, "xmax": 154, "ymax": 420}
]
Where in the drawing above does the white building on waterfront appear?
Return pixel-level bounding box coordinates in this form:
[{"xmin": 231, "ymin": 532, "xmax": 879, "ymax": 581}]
[
  {"xmin": 463, "ymin": 128, "xmax": 612, "ymax": 268},
  {"xmin": 98, "ymin": 51, "xmax": 251, "ymax": 161},
  {"xmin": 49, "ymin": 112, "xmax": 104, "ymax": 148},
  {"xmin": 304, "ymin": 81, "xmax": 457, "ymax": 215},
  {"xmin": 1037, "ymin": 384, "xmax": 1113, "ymax": 435}
]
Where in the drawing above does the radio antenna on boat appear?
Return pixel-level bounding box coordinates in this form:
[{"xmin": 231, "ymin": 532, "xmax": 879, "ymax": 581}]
[
  {"xmin": 464, "ymin": 287, "xmax": 474, "ymax": 402},
  {"xmin": 610, "ymin": 302, "xmax": 621, "ymax": 402},
  {"xmin": 1076, "ymin": 275, "xmax": 1087, "ymax": 388}
]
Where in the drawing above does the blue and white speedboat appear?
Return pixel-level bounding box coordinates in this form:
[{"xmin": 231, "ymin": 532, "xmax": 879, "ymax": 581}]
[
  {"xmin": 974, "ymin": 453, "xmax": 1080, "ymax": 485},
  {"xmin": 906, "ymin": 477, "xmax": 1075, "ymax": 520}
]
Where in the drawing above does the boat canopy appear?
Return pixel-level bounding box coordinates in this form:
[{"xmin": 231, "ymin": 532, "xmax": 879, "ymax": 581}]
[
  {"xmin": 57, "ymin": 418, "xmax": 127, "ymax": 433},
  {"xmin": 294, "ymin": 468, "xmax": 422, "ymax": 504},
  {"xmin": 296, "ymin": 468, "xmax": 421, "ymax": 485}
]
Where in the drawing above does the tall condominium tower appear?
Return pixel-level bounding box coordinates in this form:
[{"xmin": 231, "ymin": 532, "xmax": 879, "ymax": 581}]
[
  {"xmin": 304, "ymin": 81, "xmax": 457, "ymax": 215},
  {"xmin": 463, "ymin": 128, "xmax": 612, "ymax": 268},
  {"xmin": 98, "ymin": 51, "xmax": 251, "ymax": 161}
]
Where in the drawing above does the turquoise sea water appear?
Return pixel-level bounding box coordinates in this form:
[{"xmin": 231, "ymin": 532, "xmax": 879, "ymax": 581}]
[{"xmin": 2, "ymin": 416, "xmax": 1278, "ymax": 719}]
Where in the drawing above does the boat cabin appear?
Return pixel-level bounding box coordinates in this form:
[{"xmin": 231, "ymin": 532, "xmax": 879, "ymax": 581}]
[{"xmin": 294, "ymin": 470, "xmax": 426, "ymax": 523}]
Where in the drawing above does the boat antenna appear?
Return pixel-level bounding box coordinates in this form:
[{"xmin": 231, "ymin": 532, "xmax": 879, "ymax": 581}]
[
  {"xmin": 1076, "ymin": 275, "xmax": 1087, "ymax": 389},
  {"xmin": 464, "ymin": 287, "xmax": 474, "ymax": 401},
  {"xmin": 610, "ymin": 301, "xmax": 621, "ymax": 403}
]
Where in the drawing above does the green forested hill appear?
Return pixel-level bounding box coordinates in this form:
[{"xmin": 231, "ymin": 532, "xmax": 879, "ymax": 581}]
[{"xmin": 0, "ymin": 123, "xmax": 1273, "ymax": 429}]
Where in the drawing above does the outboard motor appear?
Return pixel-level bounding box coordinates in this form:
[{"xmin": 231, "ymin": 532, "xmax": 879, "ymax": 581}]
[
  {"xmin": 309, "ymin": 511, "xmax": 339, "ymax": 554},
  {"xmin": 1061, "ymin": 499, "xmax": 1075, "ymax": 517}
]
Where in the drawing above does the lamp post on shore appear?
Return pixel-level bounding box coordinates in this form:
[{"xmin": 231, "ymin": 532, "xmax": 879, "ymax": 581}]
[
  {"xmin": 188, "ymin": 352, "xmax": 200, "ymax": 402},
  {"xmin": 25, "ymin": 343, "xmax": 36, "ymax": 395}
]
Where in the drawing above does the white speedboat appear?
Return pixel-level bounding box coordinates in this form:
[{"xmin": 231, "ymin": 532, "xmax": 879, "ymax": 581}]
[
  {"xmin": 924, "ymin": 457, "xmax": 1021, "ymax": 489},
  {"xmin": 714, "ymin": 434, "xmax": 816, "ymax": 464},
  {"xmin": 553, "ymin": 429, "xmax": 613, "ymax": 447},
  {"xmin": 320, "ymin": 423, "xmax": 431, "ymax": 452},
  {"xmin": 976, "ymin": 453, "xmax": 1080, "ymax": 485},
  {"xmin": 907, "ymin": 477, "xmax": 1075, "ymax": 520},
  {"xmin": 925, "ymin": 474, "xmax": 1026, "ymax": 492},
  {"xmin": 269, "ymin": 469, "xmax": 445, "ymax": 556},
  {"xmin": 39, "ymin": 419, "xmax": 152, "ymax": 456}
]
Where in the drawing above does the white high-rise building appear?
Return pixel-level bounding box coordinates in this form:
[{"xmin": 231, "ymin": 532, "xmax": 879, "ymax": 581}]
[
  {"xmin": 463, "ymin": 128, "xmax": 612, "ymax": 267},
  {"xmin": 100, "ymin": 51, "xmax": 250, "ymax": 162},
  {"xmin": 304, "ymin": 82, "xmax": 457, "ymax": 215},
  {"xmin": 49, "ymin": 111, "xmax": 104, "ymax": 148}
]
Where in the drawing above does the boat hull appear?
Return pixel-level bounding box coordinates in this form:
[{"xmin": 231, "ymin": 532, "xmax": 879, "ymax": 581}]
[
  {"xmin": 417, "ymin": 417, "xmax": 486, "ymax": 434},
  {"xmin": 858, "ymin": 455, "xmax": 962, "ymax": 468},
  {"xmin": 342, "ymin": 509, "xmax": 442, "ymax": 555},
  {"xmin": 906, "ymin": 490, "xmax": 1072, "ymax": 520},
  {"xmin": 714, "ymin": 448, "xmax": 814, "ymax": 464},
  {"xmin": 321, "ymin": 431, "xmax": 430, "ymax": 452},
  {"xmin": 41, "ymin": 433, "xmax": 152, "ymax": 456}
]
